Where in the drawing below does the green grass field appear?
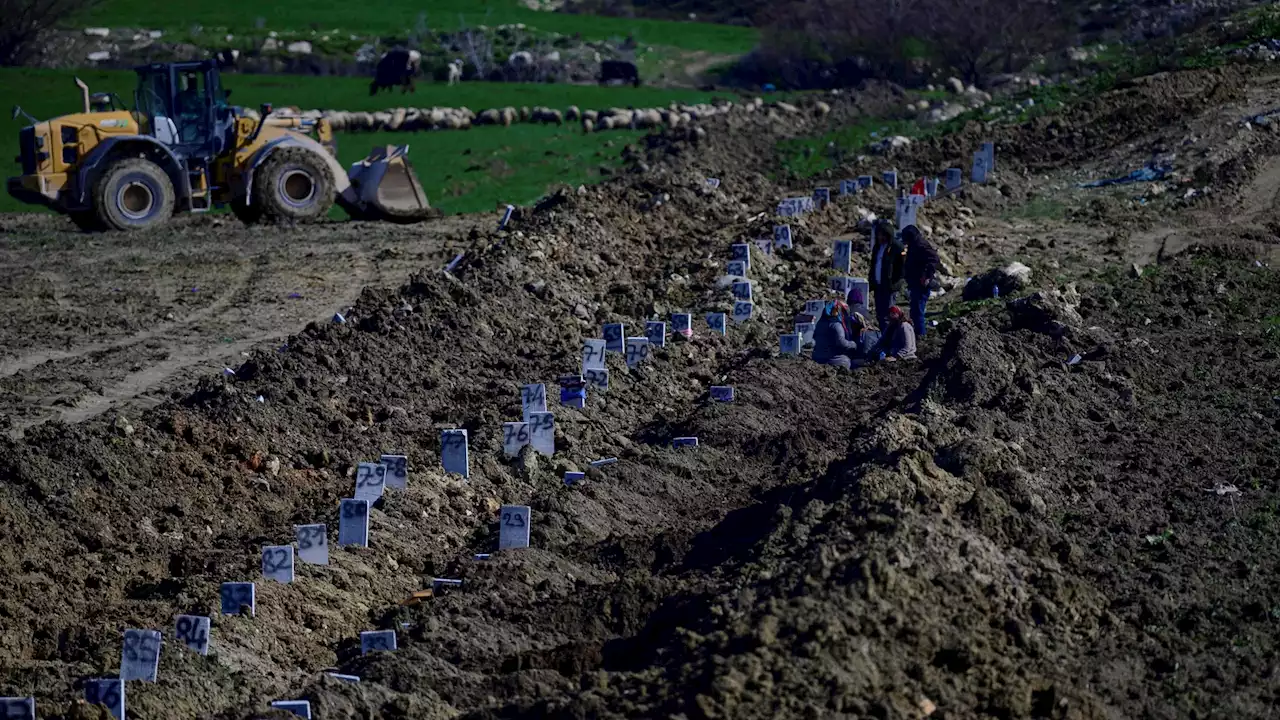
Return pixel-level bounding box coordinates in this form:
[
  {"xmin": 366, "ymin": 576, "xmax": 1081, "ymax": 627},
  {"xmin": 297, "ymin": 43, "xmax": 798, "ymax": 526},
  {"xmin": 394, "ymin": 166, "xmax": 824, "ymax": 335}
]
[
  {"xmin": 2, "ymin": 67, "xmax": 727, "ymax": 215},
  {"xmin": 76, "ymin": 0, "xmax": 759, "ymax": 55}
]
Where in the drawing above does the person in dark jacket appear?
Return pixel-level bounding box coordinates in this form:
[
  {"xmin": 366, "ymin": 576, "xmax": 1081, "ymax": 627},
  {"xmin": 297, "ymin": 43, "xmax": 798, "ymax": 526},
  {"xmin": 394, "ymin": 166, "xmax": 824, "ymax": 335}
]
[
  {"xmin": 868, "ymin": 219, "xmax": 904, "ymax": 331},
  {"xmin": 900, "ymin": 224, "xmax": 938, "ymax": 337},
  {"xmin": 811, "ymin": 300, "xmax": 857, "ymax": 369}
]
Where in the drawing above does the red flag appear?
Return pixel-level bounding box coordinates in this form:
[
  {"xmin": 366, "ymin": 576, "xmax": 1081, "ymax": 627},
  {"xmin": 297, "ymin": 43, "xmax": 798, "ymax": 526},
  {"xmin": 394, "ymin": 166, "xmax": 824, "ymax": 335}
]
[{"xmin": 911, "ymin": 178, "xmax": 926, "ymax": 196}]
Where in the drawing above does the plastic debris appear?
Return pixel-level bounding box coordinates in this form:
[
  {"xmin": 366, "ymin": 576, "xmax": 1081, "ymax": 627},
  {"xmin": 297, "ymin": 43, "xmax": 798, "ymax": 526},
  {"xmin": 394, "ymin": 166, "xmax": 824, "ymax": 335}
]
[{"xmin": 333, "ymin": 313, "xmax": 346, "ymax": 324}]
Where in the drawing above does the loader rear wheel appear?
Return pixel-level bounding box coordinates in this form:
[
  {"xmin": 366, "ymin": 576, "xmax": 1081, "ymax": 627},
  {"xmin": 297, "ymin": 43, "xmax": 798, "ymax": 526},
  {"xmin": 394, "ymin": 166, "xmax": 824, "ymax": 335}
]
[
  {"xmin": 251, "ymin": 147, "xmax": 334, "ymax": 223},
  {"xmin": 92, "ymin": 158, "xmax": 175, "ymax": 231}
]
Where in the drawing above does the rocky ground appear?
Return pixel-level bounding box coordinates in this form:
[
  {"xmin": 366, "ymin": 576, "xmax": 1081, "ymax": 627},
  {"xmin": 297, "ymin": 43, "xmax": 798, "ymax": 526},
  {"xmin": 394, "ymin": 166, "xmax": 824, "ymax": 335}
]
[{"xmin": 1, "ymin": 60, "xmax": 1279, "ymax": 720}]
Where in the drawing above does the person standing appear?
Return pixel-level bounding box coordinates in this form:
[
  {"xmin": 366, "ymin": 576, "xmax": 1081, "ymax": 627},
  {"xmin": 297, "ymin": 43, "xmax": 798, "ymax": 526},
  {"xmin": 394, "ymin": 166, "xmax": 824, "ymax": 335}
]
[
  {"xmin": 901, "ymin": 224, "xmax": 938, "ymax": 337},
  {"xmin": 868, "ymin": 219, "xmax": 904, "ymax": 331}
]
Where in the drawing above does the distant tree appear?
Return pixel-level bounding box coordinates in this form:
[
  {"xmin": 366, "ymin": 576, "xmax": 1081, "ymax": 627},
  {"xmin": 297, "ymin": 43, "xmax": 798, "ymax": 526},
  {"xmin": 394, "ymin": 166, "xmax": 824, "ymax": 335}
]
[
  {"xmin": 920, "ymin": 0, "xmax": 1077, "ymax": 84},
  {"xmin": 0, "ymin": 0, "xmax": 100, "ymax": 66}
]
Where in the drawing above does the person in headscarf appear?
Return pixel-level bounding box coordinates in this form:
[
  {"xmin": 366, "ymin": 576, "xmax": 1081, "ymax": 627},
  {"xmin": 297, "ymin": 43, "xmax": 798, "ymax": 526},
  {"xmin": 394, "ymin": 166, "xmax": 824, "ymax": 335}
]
[
  {"xmin": 846, "ymin": 284, "xmax": 871, "ymax": 321},
  {"xmin": 847, "ymin": 309, "xmax": 883, "ymax": 368},
  {"xmin": 881, "ymin": 305, "xmax": 917, "ymax": 361},
  {"xmin": 868, "ymin": 219, "xmax": 904, "ymax": 331},
  {"xmin": 811, "ymin": 299, "xmax": 858, "ymax": 369},
  {"xmin": 901, "ymin": 224, "xmax": 939, "ymax": 337}
]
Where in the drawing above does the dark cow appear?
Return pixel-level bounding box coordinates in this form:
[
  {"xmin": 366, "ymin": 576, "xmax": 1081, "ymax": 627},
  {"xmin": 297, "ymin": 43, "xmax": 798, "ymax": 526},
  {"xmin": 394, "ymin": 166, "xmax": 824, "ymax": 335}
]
[
  {"xmin": 598, "ymin": 60, "xmax": 640, "ymax": 88},
  {"xmin": 370, "ymin": 48, "xmax": 422, "ymax": 96}
]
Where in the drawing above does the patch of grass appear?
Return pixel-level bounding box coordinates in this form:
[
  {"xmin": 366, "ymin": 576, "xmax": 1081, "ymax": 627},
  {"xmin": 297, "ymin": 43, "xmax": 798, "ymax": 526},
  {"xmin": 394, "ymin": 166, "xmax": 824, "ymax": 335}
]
[
  {"xmin": 339, "ymin": 124, "xmax": 647, "ymax": 215},
  {"xmin": 76, "ymin": 0, "xmax": 760, "ymax": 54},
  {"xmin": 1004, "ymin": 196, "xmax": 1067, "ymax": 222},
  {"xmin": 2, "ymin": 68, "xmax": 714, "ymax": 216},
  {"xmin": 776, "ymin": 118, "xmax": 918, "ymax": 178}
]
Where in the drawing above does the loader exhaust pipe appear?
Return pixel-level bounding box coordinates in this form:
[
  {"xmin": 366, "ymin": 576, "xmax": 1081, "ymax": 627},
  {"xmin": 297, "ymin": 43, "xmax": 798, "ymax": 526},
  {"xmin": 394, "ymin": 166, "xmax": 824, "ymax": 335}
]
[{"xmin": 74, "ymin": 77, "xmax": 90, "ymax": 114}]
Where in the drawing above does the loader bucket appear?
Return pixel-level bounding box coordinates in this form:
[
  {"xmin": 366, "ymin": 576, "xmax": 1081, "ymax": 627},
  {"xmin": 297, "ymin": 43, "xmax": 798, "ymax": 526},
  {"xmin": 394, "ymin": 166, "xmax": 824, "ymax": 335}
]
[{"xmin": 345, "ymin": 145, "xmax": 441, "ymax": 223}]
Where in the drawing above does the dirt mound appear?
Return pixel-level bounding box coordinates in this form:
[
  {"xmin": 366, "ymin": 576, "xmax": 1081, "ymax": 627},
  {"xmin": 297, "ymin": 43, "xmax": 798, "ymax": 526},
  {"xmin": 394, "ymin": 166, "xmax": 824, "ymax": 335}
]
[{"xmin": 2, "ymin": 61, "xmax": 1280, "ymax": 720}]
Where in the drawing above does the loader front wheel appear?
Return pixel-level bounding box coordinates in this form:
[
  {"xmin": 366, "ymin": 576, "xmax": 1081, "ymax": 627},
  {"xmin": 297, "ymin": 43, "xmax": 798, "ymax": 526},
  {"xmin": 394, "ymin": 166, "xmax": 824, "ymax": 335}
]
[
  {"xmin": 251, "ymin": 147, "xmax": 335, "ymax": 223},
  {"xmin": 93, "ymin": 158, "xmax": 175, "ymax": 231}
]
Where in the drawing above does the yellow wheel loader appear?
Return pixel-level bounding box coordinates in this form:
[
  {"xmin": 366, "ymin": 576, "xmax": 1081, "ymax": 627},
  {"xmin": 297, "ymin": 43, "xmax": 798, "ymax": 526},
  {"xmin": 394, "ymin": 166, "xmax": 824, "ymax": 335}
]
[{"xmin": 7, "ymin": 60, "xmax": 438, "ymax": 231}]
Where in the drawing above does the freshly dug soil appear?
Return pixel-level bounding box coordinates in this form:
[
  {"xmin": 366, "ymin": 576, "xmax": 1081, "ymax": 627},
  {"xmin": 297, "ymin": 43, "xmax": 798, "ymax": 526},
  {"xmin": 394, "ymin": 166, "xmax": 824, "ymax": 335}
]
[{"xmin": 1, "ymin": 63, "xmax": 1279, "ymax": 720}]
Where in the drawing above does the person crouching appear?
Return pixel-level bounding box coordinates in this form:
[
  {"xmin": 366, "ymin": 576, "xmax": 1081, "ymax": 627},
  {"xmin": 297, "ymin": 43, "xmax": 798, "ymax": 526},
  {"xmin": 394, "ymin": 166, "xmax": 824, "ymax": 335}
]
[{"xmin": 881, "ymin": 305, "xmax": 917, "ymax": 362}]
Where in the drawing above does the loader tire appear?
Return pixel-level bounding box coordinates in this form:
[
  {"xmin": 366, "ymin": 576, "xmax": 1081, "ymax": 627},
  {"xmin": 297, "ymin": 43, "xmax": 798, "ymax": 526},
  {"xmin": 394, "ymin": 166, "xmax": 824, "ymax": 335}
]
[
  {"xmin": 92, "ymin": 158, "xmax": 175, "ymax": 232},
  {"xmin": 230, "ymin": 198, "xmax": 263, "ymax": 225},
  {"xmin": 251, "ymin": 147, "xmax": 335, "ymax": 223},
  {"xmin": 68, "ymin": 210, "xmax": 103, "ymax": 232}
]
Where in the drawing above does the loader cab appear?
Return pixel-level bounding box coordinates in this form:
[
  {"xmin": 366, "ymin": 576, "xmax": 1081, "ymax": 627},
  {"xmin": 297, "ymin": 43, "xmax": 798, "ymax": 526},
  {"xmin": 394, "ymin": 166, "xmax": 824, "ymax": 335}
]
[{"xmin": 133, "ymin": 61, "xmax": 233, "ymax": 158}]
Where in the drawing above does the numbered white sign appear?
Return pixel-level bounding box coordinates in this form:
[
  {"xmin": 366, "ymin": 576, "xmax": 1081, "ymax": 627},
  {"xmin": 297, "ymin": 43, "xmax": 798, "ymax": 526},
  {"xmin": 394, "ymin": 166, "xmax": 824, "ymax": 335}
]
[
  {"xmin": 585, "ymin": 368, "xmax": 609, "ymax": 390},
  {"xmin": 360, "ymin": 630, "xmax": 397, "ymax": 654},
  {"xmin": 773, "ymin": 225, "xmax": 792, "ymax": 248},
  {"xmin": 380, "ymin": 454, "xmax": 408, "ymax": 490},
  {"xmin": 726, "ymin": 260, "xmax": 747, "ymax": 277},
  {"xmin": 559, "ymin": 375, "xmax": 585, "ymax": 408},
  {"xmin": 731, "ymin": 281, "xmax": 752, "ymax": 301},
  {"xmin": 729, "ymin": 243, "xmax": 751, "ymax": 269},
  {"xmin": 672, "ymin": 313, "xmax": 692, "ymax": 335},
  {"xmin": 673, "ymin": 437, "xmax": 699, "ymax": 448},
  {"xmin": 441, "ymin": 429, "xmax": 469, "ymax": 478},
  {"xmin": 707, "ymin": 312, "xmax": 726, "ymax": 334},
  {"xmin": 502, "ymin": 422, "xmax": 530, "ymax": 457},
  {"xmin": 848, "ymin": 277, "xmax": 870, "ymax": 307},
  {"xmin": 564, "ymin": 471, "xmax": 585, "ymax": 485},
  {"xmin": 603, "ymin": 323, "xmax": 625, "ymax": 353},
  {"xmin": 945, "ymin": 167, "xmax": 962, "ymax": 191},
  {"xmin": 982, "ymin": 141, "xmax": 995, "ymax": 170},
  {"xmin": 971, "ymin": 152, "xmax": 988, "ymax": 183},
  {"xmin": 813, "ymin": 187, "xmax": 831, "ymax": 206},
  {"xmin": 883, "ymin": 170, "xmax": 897, "ymax": 188},
  {"xmin": 645, "ymin": 321, "xmax": 666, "ymax": 348},
  {"xmin": 120, "ymin": 629, "xmax": 161, "ymax": 682},
  {"xmin": 499, "ymin": 505, "xmax": 531, "ymax": 550},
  {"xmin": 338, "ymin": 499, "xmax": 369, "ymax": 547},
  {"xmin": 521, "ymin": 383, "xmax": 547, "ymax": 422},
  {"xmin": 710, "ymin": 386, "xmax": 734, "ymax": 402},
  {"xmin": 732, "ymin": 302, "xmax": 753, "ymax": 323},
  {"xmin": 582, "ymin": 338, "xmax": 607, "ymax": 371},
  {"xmin": 796, "ymin": 321, "xmax": 816, "ymax": 346},
  {"xmin": 528, "ymin": 412, "xmax": 555, "ymax": 456},
  {"xmin": 804, "ymin": 299, "xmax": 824, "ymax": 317},
  {"xmin": 0, "ymin": 699, "xmax": 32, "ymax": 720},
  {"xmin": 84, "ymin": 680, "xmax": 124, "ymax": 720},
  {"xmin": 271, "ymin": 700, "xmax": 312, "ymax": 719},
  {"xmin": 296, "ymin": 523, "xmax": 329, "ymax": 565},
  {"xmin": 780, "ymin": 334, "xmax": 801, "ymax": 356},
  {"xmin": 262, "ymin": 545, "xmax": 294, "ymax": 583},
  {"xmin": 624, "ymin": 337, "xmax": 650, "ymax": 368},
  {"xmin": 753, "ymin": 238, "xmax": 773, "ymax": 255},
  {"xmin": 220, "ymin": 582, "xmax": 255, "ymax": 616},
  {"xmin": 833, "ymin": 240, "xmax": 852, "ymax": 272},
  {"xmin": 354, "ymin": 462, "xmax": 386, "ymax": 502},
  {"xmin": 858, "ymin": 175, "xmax": 873, "ymax": 188},
  {"xmin": 839, "ymin": 179, "xmax": 856, "ymax": 195},
  {"xmin": 175, "ymin": 614, "xmax": 211, "ymax": 655},
  {"xmin": 829, "ymin": 276, "xmax": 854, "ymax": 295}
]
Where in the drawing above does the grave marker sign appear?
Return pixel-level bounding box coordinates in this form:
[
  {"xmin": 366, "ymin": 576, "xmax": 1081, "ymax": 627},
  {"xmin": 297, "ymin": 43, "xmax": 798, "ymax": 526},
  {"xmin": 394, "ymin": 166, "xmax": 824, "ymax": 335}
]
[
  {"xmin": 84, "ymin": 680, "xmax": 124, "ymax": 720},
  {"xmin": 440, "ymin": 429, "xmax": 470, "ymax": 478},
  {"xmin": 120, "ymin": 629, "xmax": 161, "ymax": 682},
  {"xmin": 353, "ymin": 462, "xmax": 386, "ymax": 502},
  {"xmin": 262, "ymin": 545, "xmax": 294, "ymax": 583},
  {"xmin": 499, "ymin": 505, "xmax": 531, "ymax": 550},
  {"xmin": 175, "ymin": 614, "xmax": 211, "ymax": 655},
  {"xmin": 338, "ymin": 499, "xmax": 369, "ymax": 547},
  {"xmin": 503, "ymin": 422, "xmax": 531, "ymax": 457},
  {"xmin": 529, "ymin": 412, "xmax": 555, "ymax": 456},
  {"xmin": 296, "ymin": 524, "xmax": 328, "ymax": 565}
]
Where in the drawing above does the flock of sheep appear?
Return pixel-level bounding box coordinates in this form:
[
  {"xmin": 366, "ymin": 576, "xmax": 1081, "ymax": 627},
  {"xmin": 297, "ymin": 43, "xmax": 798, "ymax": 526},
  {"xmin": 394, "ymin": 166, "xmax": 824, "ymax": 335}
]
[{"xmin": 257, "ymin": 97, "xmax": 832, "ymax": 134}]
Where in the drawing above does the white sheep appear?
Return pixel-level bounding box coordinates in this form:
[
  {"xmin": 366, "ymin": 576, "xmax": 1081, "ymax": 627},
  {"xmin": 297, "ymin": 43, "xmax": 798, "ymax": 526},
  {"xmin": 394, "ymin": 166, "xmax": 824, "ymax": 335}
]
[{"xmin": 448, "ymin": 58, "xmax": 463, "ymax": 86}]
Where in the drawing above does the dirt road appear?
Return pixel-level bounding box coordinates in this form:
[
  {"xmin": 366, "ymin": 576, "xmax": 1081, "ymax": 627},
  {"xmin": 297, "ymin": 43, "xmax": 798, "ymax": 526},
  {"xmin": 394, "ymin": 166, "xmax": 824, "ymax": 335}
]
[{"xmin": 0, "ymin": 213, "xmax": 475, "ymax": 435}]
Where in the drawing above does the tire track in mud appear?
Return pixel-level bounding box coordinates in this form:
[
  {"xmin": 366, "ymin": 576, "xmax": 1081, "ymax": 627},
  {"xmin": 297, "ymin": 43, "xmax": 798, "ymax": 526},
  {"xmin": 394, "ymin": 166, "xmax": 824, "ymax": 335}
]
[{"xmin": 2, "ymin": 229, "xmax": 467, "ymax": 435}]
